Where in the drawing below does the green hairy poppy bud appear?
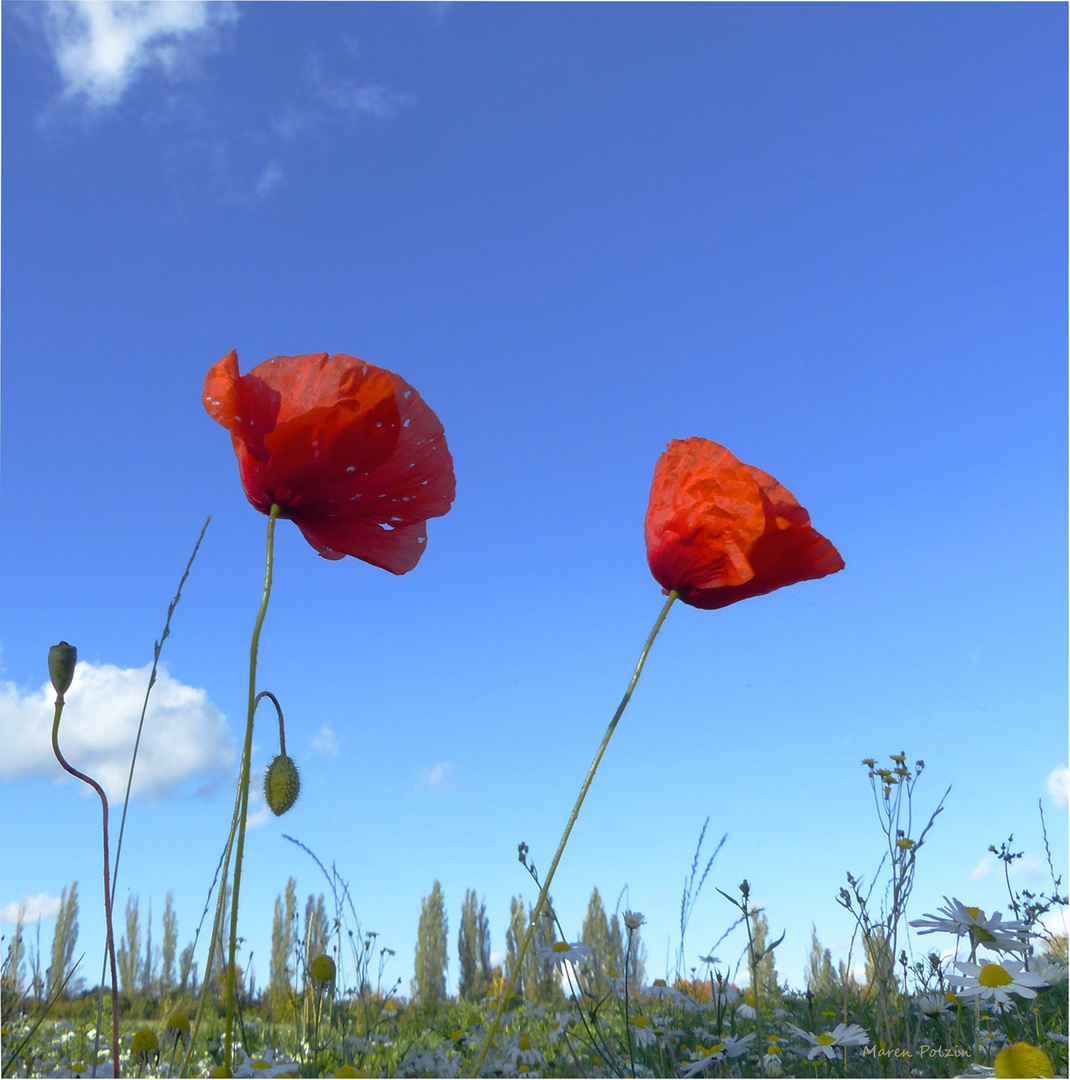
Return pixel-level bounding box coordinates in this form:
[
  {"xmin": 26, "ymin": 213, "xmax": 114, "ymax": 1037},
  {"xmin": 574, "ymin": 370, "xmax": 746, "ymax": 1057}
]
[
  {"xmin": 48, "ymin": 642, "xmax": 77, "ymax": 699},
  {"xmin": 264, "ymin": 753, "xmax": 301, "ymax": 816}
]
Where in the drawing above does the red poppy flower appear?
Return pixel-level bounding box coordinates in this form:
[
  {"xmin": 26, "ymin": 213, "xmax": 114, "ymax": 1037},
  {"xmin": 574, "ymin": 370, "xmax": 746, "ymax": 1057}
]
[
  {"xmin": 204, "ymin": 350, "xmax": 455, "ymax": 574},
  {"xmin": 645, "ymin": 438, "xmax": 843, "ymax": 609}
]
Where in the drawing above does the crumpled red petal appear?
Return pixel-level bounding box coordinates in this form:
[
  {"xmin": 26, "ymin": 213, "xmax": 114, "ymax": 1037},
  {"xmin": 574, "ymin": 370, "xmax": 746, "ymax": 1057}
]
[
  {"xmin": 204, "ymin": 350, "xmax": 455, "ymax": 573},
  {"xmin": 645, "ymin": 438, "xmax": 843, "ymax": 609}
]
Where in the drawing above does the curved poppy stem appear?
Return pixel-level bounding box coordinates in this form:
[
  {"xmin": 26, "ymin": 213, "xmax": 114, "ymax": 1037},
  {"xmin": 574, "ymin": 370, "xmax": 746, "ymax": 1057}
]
[
  {"xmin": 224, "ymin": 503, "xmax": 280, "ymax": 1073},
  {"xmin": 51, "ymin": 699, "xmax": 120, "ymax": 1078},
  {"xmin": 470, "ymin": 590, "xmax": 678, "ymax": 1078}
]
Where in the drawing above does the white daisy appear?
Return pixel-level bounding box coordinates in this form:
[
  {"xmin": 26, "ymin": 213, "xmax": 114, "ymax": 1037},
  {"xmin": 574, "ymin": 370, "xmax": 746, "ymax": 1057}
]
[
  {"xmin": 909, "ymin": 898, "xmax": 1030, "ymax": 953},
  {"xmin": 631, "ymin": 1014, "xmax": 658, "ymax": 1048},
  {"xmin": 917, "ymin": 992, "xmax": 953, "ymax": 1018},
  {"xmin": 947, "ymin": 959, "xmax": 1047, "ymax": 1005},
  {"xmin": 535, "ymin": 940, "xmax": 592, "ymax": 968},
  {"xmin": 1029, "ymin": 956, "xmax": 1068, "ymax": 986},
  {"xmin": 644, "ymin": 979, "xmax": 688, "ymax": 1006},
  {"xmin": 786, "ymin": 1022, "xmax": 870, "ymax": 1061}
]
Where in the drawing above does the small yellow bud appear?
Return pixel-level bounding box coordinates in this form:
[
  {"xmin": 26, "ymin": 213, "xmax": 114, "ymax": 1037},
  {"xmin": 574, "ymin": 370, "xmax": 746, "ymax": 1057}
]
[
  {"xmin": 309, "ymin": 953, "xmax": 336, "ymax": 982},
  {"xmin": 264, "ymin": 753, "xmax": 301, "ymax": 815},
  {"xmin": 131, "ymin": 1029, "xmax": 159, "ymax": 1065},
  {"xmin": 48, "ymin": 642, "xmax": 77, "ymax": 699}
]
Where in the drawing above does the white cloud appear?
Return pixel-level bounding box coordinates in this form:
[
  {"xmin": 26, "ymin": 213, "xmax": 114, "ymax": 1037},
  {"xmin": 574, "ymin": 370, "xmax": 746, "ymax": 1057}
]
[
  {"xmin": 1039, "ymin": 906, "xmax": 1069, "ymax": 943},
  {"xmin": 970, "ymin": 852, "xmax": 1048, "ymax": 884},
  {"xmin": 969, "ymin": 855, "xmax": 995, "ymax": 882},
  {"xmin": 271, "ymin": 52, "xmax": 413, "ymax": 142},
  {"xmin": 0, "ymin": 661, "xmax": 235, "ymax": 802},
  {"xmin": 1048, "ymin": 765, "xmax": 1068, "ymax": 809},
  {"xmin": 311, "ymin": 725, "xmax": 338, "ymax": 758},
  {"xmin": 38, "ymin": 0, "xmax": 237, "ymax": 111},
  {"xmin": 415, "ymin": 761, "xmax": 456, "ymax": 792},
  {"xmin": 254, "ymin": 160, "xmax": 284, "ymax": 199},
  {"xmin": 1, "ymin": 893, "xmax": 63, "ymax": 925}
]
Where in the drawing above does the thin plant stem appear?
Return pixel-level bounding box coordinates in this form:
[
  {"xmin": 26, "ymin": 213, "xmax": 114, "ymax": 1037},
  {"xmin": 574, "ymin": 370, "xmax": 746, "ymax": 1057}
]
[
  {"xmin": 50, "ymin": 699, "xmax": 120, "ymax": 1078},
  {"xmin": 92, "ymin": 514, "xmax": 209, "ymax": 1075},
  {"xmin": 470, "ymin": 590, "xmax": 678, "ymax": 1077},
  {"xmin": 256, "ymin": 690, "xmax": 287, "ymax": 754},
  {"xmin": 224, "ymin": 503, "xmax": 280, "ymax": 1073}
]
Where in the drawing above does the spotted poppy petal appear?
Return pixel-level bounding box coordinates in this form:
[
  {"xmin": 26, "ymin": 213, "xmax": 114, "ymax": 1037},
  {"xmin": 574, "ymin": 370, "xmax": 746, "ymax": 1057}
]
[
  {"xmin": 204, "ymin": 350, "xmax": 455, "ymax": 572},
  {"xmin": 295, "ymin": 517, "xmax": 430, "ymax": 575}
]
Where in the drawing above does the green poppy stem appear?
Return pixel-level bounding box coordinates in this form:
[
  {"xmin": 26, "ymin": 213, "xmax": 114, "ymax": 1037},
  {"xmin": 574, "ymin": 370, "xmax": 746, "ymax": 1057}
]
[
  {"xmin": 224, "ymin": 503, "xmax": 280, "ymax": 1073},
  {"xmin": 470, "ymin": 590, "xmax": 678, "ymax": 1077}
]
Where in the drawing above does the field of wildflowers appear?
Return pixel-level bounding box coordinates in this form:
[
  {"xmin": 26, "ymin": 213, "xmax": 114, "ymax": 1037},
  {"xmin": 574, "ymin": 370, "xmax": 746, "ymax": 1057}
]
[{"xmin": 2, "ymin": 351, "xmax": 1066, "ymax": 1078}]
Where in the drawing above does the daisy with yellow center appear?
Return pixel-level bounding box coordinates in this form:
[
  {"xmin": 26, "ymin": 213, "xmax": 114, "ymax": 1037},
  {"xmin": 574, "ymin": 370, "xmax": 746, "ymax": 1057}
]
[
  {"xmin": 910, "ymin": 896, "xmax": 1030, "ymax": 954},
  {"xmin": 948, "ymin": 958, "xmax": 1047, "ymax": 1005},
  {"xmin": 994, "ymin": 1042, "xmax": 1054, "ymax": 1078},
  {"xmin": 786, "ymin": 1022, "xmax": 870, "ymax": 1061},
  {"xmin": 534, "ymin": 939, "xmax": 592, "ymax": 968}
]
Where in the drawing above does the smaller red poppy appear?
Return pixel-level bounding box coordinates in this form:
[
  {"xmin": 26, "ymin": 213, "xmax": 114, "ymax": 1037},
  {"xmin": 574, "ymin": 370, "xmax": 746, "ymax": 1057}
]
[
  {"xmin": 204, "ymin": 350, "xmax": 455, "ymax": 574},
  {"xmin": 645, "ymin": 438, "xmax": 844, "ymax": 609}
]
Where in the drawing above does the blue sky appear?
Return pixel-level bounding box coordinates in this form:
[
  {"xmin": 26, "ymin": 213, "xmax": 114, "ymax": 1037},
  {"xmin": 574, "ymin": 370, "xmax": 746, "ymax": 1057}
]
[{"xmin": 2, "ymin": 1, "xmax": 1066, "ymax": 1001}]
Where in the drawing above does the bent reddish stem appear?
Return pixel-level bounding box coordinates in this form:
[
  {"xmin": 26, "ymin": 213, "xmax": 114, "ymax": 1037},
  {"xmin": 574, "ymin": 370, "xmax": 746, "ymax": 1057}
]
[{"xmin": 51, "ymin": 699, "xmax": 120, "ymax": 1078}]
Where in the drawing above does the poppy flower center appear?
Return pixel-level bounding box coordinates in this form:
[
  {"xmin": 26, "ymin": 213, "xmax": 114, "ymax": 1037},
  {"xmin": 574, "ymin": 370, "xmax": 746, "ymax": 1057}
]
[{"xmin": 979, "ymin": 964, "xmax": 1012, "ymax": 987}]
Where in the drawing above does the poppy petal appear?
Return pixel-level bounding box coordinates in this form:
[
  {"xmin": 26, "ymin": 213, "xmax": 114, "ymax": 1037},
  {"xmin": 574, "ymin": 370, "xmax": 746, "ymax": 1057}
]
[
  {"xmin": 295, "ymin": 517, "xmax": 430, "ymax": 575},
  {"xmin": 645, "ymin": 438, "xmax": 843, "ymax": 609},
  {"xmin": 204, "ymin": 350, "xmax": 455, "ymax": 573}
]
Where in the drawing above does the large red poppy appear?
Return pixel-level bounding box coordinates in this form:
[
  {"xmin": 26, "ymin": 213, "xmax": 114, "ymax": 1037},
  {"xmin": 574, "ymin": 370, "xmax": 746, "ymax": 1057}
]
[
  {"xmin": 645, "ymin": 438, "xmax": 843, "ymax": 609},
  {"xmin": 204, "ymin": 350, "xmax": 455, "ymax": 574}
]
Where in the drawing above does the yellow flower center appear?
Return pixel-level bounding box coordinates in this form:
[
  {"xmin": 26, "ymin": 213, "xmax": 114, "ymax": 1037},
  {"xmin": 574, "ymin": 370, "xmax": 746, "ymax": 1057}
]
[
  {"xmin": 635, "ymin": 1016, "xmax": 651, "ymax": 1029},
  {"xmin": 653, "ymin": 978, "xmax": 667, "ymax": 987},
  {"xmin": 518, "ymin": 1034, "xmax": 531, "ymax": 1051},
  {"xmin": 553, "ymin": 941, "xmax": 570, "ymax": 953},
  {"xmin": 817, "ymin": 1033, "xmax": 836, "ymax": 1046},
  {"xmin": 965, "ymin": 906, "xmax": 982, "ymax": 920},
  {"xmin": 979, "ymin": 964, "xmax": 1013, "ymax": 988},
  {"xmin": 994, "ymin": 1042, "xmax": 1055, "ymax": 1079}
]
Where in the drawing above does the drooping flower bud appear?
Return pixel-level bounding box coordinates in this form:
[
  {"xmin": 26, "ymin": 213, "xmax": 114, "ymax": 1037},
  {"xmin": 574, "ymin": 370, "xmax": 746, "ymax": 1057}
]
[
  {"xmin": 48, "ymin": 642, "xmax": 77, "ymax": 699},
  {"xmin": 131, "ymin": 1029, "xmax": 160, "ymax": 1067},
  {"xmin": 263, "ymin": 753, "xmax": 301, "ymax": 816}
]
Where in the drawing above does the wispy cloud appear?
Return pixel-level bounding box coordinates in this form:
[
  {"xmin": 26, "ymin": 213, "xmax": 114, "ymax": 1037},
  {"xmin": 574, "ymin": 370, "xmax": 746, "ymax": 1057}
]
[
  {"xmin": 969, "ymin": 853, "xmax": 1048, "ymax": 884},
  {"xmin": 415, "ymin": 761, "xmax": 456, "ymax": 793},
  {"xmin": 36, "ymin": 0, "xmax": 238, "ymax": 113},
  {"xmin": 1048, "ymin": 765, "xmax": 1068, "ymax": 809},
  {"xmin": 0, "ymin": 661, "xmax": 235, "ymax": 802},
  {"xmin": 271, "ymin": 51, "xmax": 414, "ymax": 142},
  {"xmin": 311, "ymin": 725, "xmax": 339, "ymax": 758},
  {"xmin": 1, "ymin": 893, "xmax": 63, "ymax": 925},
  {"xmin": 254, "ymin": 160, "xmax": 285, "ymax": 199}
]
